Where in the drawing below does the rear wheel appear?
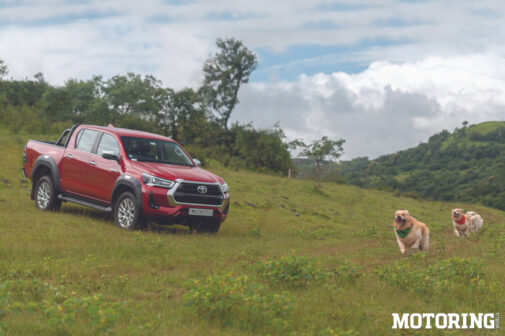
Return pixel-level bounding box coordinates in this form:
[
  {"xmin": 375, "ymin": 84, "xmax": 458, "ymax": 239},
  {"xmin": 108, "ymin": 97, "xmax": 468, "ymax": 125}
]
[
  {"xmin": 114, "ymin": 192, "xmax": 143, "ymax": 230},
  {"xmin": 35, "ymin": 175, "xmax": 61, "ymax": 211}
]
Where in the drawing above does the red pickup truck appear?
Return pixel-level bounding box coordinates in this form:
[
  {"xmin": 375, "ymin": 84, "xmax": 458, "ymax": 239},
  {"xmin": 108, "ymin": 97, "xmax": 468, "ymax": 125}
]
[{"xmin": 22, "ymin": 124, "xmax": 229, "ymax": 232}]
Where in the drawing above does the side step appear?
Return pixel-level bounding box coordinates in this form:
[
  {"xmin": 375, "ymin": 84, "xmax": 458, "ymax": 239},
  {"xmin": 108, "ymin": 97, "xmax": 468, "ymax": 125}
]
[{"xmin": 58, "ymin": 194, "xmax": 112, "ymax": 212}]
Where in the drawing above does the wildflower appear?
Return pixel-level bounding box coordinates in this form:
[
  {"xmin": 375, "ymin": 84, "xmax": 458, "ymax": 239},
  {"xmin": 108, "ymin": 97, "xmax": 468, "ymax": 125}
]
[
  {"xmin": 101, "ymin": 318, "xmax": 106, "ymax": 324},
  {"xmin": 58, "ymin": 305, "xmax": 63, "ymax": 312},
  {"xmin": 93, "ymin": 295, "xmax": 99, "ymax": 301},
  {"xmin": 99, "ymin": 309, "xmax": 103, "ymax": 315}
]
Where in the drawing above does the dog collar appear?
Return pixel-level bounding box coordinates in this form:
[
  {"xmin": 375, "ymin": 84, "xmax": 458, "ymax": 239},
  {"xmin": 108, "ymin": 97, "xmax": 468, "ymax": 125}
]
[
  {"xmin": 454, "ymin": 214, "xmax": 466, "ymax": 225},
  {"xmin": 396, "ymin": 227, "xmax": 412, "ymax": 238}
]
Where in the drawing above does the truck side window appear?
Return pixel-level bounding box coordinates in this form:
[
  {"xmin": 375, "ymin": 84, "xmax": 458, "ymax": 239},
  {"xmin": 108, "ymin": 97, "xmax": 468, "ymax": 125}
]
[
  {"xmin": 97, "ymin": 133, "xmax": 119, "ymax": 156},
  {"xmin": 76, "ymin": 129, "xmax": 99, "ymax": 153}
]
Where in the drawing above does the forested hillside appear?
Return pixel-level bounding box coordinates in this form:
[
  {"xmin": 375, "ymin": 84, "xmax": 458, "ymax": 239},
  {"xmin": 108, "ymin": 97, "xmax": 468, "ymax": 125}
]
[{"xmin": 335, "ymin": 121, "xmax": 505, "ymax": 210}]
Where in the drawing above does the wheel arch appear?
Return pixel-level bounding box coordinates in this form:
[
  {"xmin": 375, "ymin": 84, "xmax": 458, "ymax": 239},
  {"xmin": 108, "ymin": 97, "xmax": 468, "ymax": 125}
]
[
  {"xmin": 31, "ymin": 156, "xmax": 60, "ymax": 200},
  {"xmin": 110, "ymin": 175, "xmax": 143, "ymax": 213}
]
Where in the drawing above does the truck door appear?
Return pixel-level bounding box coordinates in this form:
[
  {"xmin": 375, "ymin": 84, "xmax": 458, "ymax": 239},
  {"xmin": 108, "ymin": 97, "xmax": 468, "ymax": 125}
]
[
  {"xmin": 61, "ymin": 128, "xmax": 100, "ymax": 197},
  {"xmin": 86, "ymin": 132, "xmax": 122, "ymax": 202}
]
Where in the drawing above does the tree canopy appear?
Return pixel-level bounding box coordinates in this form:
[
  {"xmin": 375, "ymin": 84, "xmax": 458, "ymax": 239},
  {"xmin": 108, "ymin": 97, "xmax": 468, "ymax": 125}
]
[
  {"xmin": 295, "ymin": 136, "xmax": 345, "ymax": 191},
  {"xmin": 201, "ymin": 38, "xmax": 257, "ymax": 131}
]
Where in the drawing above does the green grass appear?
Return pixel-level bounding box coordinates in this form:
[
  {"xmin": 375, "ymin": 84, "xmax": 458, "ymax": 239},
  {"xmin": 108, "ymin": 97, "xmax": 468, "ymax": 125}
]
[
  {"xmin": 1, "ymin": 128, "xmax": 505, "ymax": 335},
  {"xmin": 469, "ymin": 121, "xmax": 505, "ymax": 135}
]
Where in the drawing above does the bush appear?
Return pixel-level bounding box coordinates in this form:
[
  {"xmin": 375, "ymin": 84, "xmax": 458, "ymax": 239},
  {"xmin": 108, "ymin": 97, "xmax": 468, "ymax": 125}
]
[
  {"xmin": 184, "ymin": 273, "xmax": 292, "ymax": 333},
  {"xmin": 42, "ymin": 294, "xmax": 123, "ymax": 334},
  {"xmin": 256, "ymin": 255, "xmax": 327, "ymax": 287},
  {"xmin": 375, "ymin": 256, "xmax": 491, "ymax": 297},
  {"xmin": 330, "ymin": 261, "xmax": 364, "ymax": 284}
]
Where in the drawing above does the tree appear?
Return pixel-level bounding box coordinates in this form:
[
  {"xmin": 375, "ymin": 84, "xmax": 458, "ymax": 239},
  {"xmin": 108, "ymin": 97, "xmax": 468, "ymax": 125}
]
[
  {"xmin": 201, "ymin": 38, "xmax": 257, "ymax": 131},
  {"xmin": 102, "ymin": 73, "xmax": 165, "ymax": 123},
  {"xmin": 160, "ymin": 88, "xmax": 206, "ymax": 143},
  {"xmin": 231, "ymin": 122, "xmax": 293, "ymax": 172},
  {"xmin": 0, "ymin": 59, "xmax": 8, "ymax": 79},
  {"xmin": 296, "ymin": 136, "xmax": 345, "ymax": 191}
]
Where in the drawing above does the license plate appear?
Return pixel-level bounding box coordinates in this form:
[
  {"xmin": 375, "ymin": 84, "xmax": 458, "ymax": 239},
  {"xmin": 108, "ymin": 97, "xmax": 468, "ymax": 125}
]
[{"xmin": 189, "ymin": 208, "xmax": 213, "ymax": 217}]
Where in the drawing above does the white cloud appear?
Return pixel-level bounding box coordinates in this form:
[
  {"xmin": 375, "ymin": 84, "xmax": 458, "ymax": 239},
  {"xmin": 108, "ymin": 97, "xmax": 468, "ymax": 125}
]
[
  {"xmin": 1, "ymin": 1, "xmax": 505, "ymax": 159},
  {"xmin": 1, "ymin": 0, "xmax": 504, "ymax": 86},
  {"xmin": 233, "ymin": 53, "xmax": 505, "ymax": 159}
]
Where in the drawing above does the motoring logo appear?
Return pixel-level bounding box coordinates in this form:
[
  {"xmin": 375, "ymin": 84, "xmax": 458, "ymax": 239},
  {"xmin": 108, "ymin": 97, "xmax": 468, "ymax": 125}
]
[
  {"xmin": 197, "ymin": 185, "xmax": 208, "ymax": 194},
  {"xmin": 392, "ymin": 313, "xmax": 500, "ymax": 330}
]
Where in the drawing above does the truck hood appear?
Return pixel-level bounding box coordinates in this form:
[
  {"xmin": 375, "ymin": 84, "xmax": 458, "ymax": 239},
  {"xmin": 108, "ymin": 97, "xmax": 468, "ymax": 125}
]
[{"xmin": 130, "ymin": 161, "xmax": 224, "ymax": 184}]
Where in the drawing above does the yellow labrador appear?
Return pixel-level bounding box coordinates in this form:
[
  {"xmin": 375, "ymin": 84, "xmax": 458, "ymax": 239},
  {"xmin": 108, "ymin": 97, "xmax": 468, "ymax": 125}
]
[{"xmin": 393, "ymin": 210, "xmax": 429, "ymax": 254}]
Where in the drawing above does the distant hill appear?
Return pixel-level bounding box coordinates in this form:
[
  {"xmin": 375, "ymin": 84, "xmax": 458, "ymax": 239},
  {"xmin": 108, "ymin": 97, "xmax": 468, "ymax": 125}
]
[{"xmin": 334, "ymin": 121, "xmax": 505, "ymax": 210}]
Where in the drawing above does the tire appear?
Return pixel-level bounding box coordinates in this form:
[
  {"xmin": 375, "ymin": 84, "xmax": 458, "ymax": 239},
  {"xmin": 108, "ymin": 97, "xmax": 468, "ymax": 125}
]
[
  {"xmin": 114, "ymin": 192, "xmax": 143, "ymax": 230},
  {"xmin": 34, "ymin": 175, "xmax": 61, "ymax": 211}
]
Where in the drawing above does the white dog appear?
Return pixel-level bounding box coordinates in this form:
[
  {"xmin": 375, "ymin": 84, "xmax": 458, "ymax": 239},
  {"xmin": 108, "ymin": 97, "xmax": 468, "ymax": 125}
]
[{"xmin": 451, "ymin": 208, "xmax": 483, "ymax": 237}]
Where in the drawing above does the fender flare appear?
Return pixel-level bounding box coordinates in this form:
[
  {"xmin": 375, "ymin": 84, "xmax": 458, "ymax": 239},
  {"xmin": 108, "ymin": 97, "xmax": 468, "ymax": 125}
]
[
  {"xmin": 110, "ymin": 175, "xmax": 143, "ymax": 212},
  {"xmin": 31, "ymin": 155, "xmax": 61, "ymax": 199}
]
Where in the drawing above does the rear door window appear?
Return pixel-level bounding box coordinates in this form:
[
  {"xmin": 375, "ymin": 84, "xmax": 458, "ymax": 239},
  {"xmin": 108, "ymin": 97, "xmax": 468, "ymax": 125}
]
[{"xmin": 75, "ymin": 129, "xmax": 99, "ymax": 153}]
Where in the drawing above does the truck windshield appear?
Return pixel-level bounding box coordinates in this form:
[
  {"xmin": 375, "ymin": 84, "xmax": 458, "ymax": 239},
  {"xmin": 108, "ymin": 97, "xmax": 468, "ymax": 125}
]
[{"xmin": 121, "ymin": 136, "xmax": 195, "ymax": 166}]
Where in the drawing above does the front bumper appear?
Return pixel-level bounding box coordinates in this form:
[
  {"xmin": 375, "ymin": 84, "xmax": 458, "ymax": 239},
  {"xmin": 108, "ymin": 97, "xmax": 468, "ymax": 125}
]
[{"xmin": 140, "ymin": 182, "xmax": 229, "ymax": 224}]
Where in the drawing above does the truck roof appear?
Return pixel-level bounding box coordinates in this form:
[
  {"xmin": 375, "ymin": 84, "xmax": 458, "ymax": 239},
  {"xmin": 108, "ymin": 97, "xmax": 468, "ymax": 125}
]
[{"xmin": 78, "ymin": 124, "xmax": 174, "ymax": 142}]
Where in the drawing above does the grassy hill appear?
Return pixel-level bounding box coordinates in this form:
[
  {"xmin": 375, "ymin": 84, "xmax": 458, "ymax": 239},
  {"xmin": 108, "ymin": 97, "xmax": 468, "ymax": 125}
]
[
  {"xmin": 335, "ymin": 121, "xmax": 505, "ymax": 211},
  {"xmin": 1, "ymin": 127, "xmax": 505, "ymax": 335}
]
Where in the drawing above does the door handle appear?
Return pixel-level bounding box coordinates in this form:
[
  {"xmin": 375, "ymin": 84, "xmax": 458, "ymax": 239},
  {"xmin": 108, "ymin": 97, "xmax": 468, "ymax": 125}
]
[
  {"xmin": 65, "ymin": 154, "xmax": 73, "ymax": 159},
  {"xmin": 89, "ymin": 160, "xmax": 96, "ymax": 166}
]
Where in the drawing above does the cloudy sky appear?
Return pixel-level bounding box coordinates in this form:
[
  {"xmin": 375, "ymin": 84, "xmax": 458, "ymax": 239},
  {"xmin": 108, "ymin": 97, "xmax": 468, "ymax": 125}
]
[{"xmin": 1, "ymin": 0, "xmax": 505, "ymax": 159}]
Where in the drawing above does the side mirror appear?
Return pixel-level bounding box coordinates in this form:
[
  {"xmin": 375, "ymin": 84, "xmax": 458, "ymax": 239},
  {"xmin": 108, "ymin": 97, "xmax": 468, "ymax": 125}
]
[
  {"xmin": 102, "ymin": 150, "xmax": 120, "ymax": 161},
  {"xmin": 193, "ymin": 158, "xmax": 201, "ymax": 167}
]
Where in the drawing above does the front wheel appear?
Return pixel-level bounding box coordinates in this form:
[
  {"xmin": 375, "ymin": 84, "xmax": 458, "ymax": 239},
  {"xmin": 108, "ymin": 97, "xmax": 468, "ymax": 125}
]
[
  {"xmin": 114, "ymin": 192, "xmax": 143, "ymax": 230},
  {"xmin": 35, "ymin": 175, "xmax": 61, "ymax": 211}
]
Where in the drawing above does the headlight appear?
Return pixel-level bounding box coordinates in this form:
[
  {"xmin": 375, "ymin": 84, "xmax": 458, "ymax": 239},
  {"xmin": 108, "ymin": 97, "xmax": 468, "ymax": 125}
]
[
  {"xmin": 220, "ymin": 182, "xmax": 229, "ymax": 193},
  {"xmin": 142, "ymin": 173, "xmax": 174, "ymax": 189}
]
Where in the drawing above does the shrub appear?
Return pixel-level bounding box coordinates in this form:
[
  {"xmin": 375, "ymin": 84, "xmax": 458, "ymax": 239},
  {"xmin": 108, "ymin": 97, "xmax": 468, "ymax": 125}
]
[
  {"xmin": 256, "ymin": 255, "xmax": 327, "ymax": 287},
  {"xmin": 429, "ymin": 257, "xmax": 484, "ymax": 280},
  {"xmin": 330, "ymin": 261, "xmax": 364, "ymax": 284},
  {"xmin": 42, "ymin": 294, "xmax": 123, "ymax": 334},
  {"xmin": 375, "ymin": 256, "xmax": 489, "ymax": 297},
  {"xmin": 184, "ymin": 273, "xmax": 292, "ymax": 333}
]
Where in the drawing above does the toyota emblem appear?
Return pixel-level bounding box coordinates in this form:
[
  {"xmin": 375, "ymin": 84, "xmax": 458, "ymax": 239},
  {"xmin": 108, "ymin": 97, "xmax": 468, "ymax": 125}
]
[{"xmin": 197, "ymin": 185, "xmax": 208, "ymax": 194}]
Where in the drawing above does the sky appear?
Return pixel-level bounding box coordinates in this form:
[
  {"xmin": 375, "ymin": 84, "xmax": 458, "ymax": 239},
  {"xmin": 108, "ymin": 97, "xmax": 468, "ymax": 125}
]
[{"xmin": 1, "ymin": 0, "xmax": 505, "ymax": 159}]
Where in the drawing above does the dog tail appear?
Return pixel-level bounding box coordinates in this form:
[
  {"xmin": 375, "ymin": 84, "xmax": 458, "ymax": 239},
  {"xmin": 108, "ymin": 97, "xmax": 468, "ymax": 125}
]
[
  {"xmin": 420, "ymin": 227, "xmax": 429, "ymax": 251},
  {"xmin": 471, "ymin": 215, "xmax": 483, "ymax": 232}
]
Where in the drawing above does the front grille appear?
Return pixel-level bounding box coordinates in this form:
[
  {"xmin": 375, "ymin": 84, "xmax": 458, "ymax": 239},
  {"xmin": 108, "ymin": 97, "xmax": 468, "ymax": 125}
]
[
  {"xmin": 173, "ymin": 183, "xmax": 224, "ymax": 206},
  {"xmin": 176, "ymin": 183, "xmax": 222, "ymax": 195}
]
